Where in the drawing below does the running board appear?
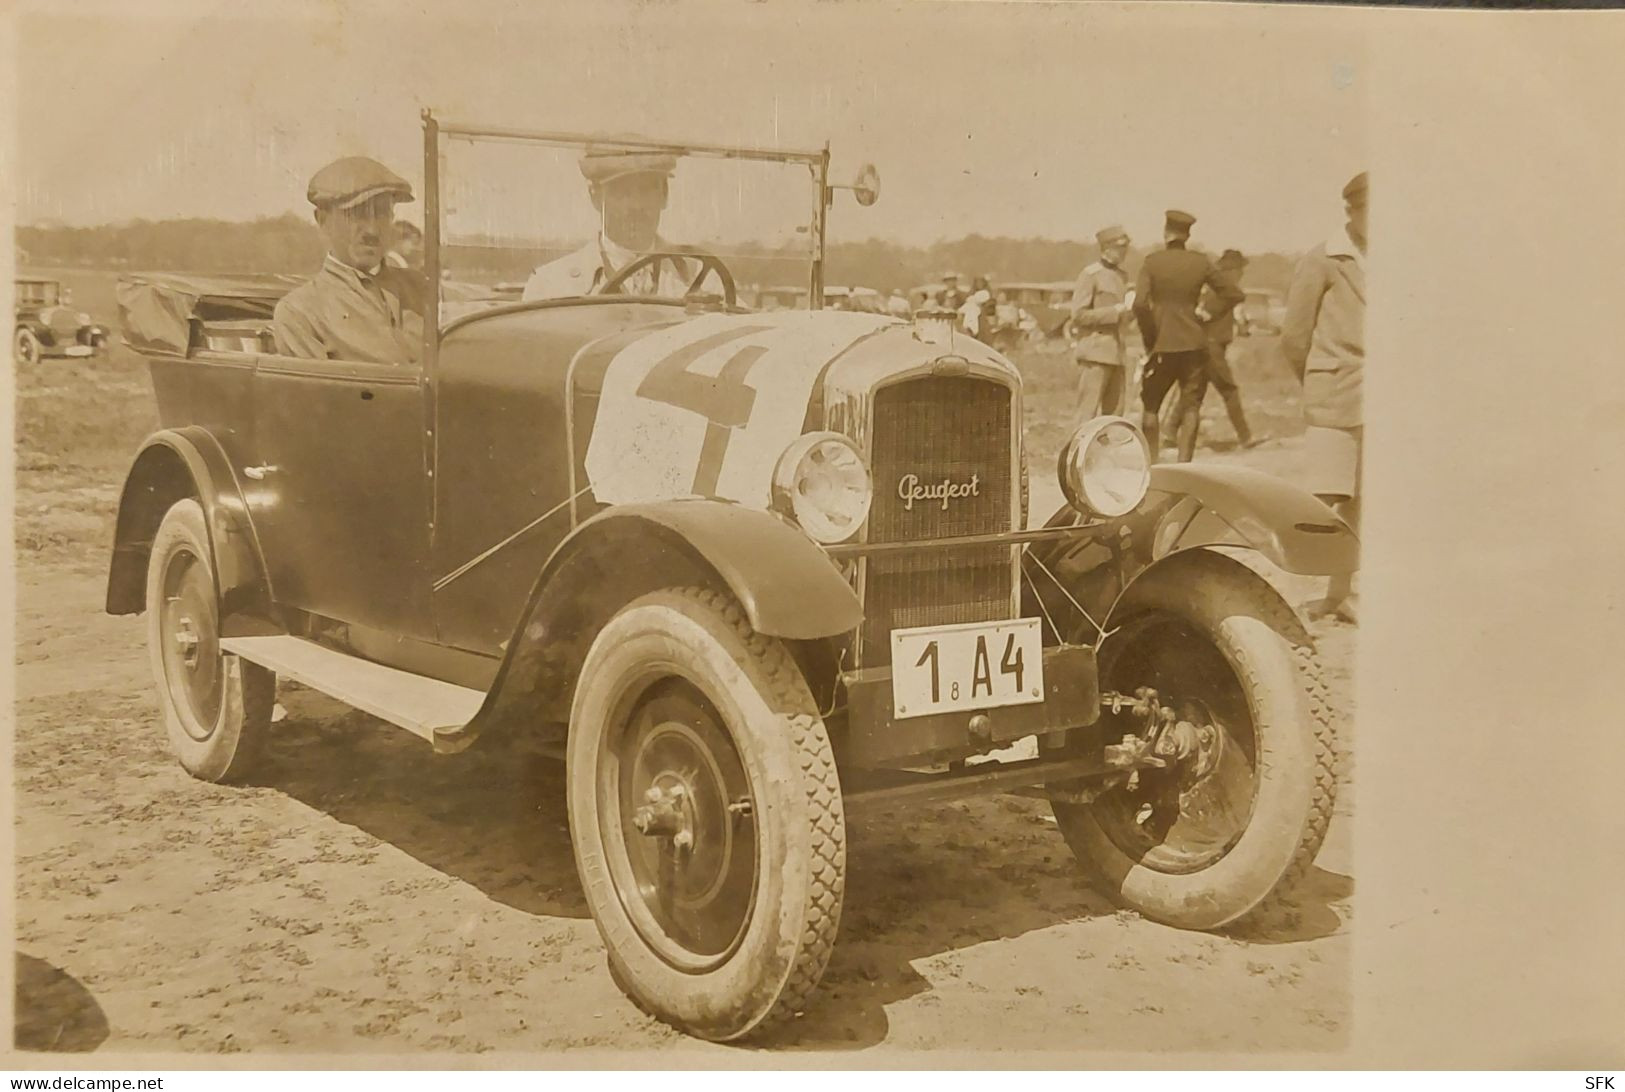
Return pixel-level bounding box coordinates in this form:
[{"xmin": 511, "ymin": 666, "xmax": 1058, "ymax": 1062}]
[{"xmin": 219, "ymin": 635, "xmax": 485, "ymax": 748}]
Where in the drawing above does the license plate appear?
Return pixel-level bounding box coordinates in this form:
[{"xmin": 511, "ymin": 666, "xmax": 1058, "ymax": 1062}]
[
  {"xmin": 891, "ymin": 618, "xmax": 1044, "ymax": 720},
  {"xmin": 63, "ymin": 345, "xmax": 93, "ymax": 357}
]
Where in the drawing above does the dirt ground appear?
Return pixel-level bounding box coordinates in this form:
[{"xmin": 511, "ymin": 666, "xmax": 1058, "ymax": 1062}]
[{"xmin": 11, "ymin": 269, "xmax": 1355, "ymax": 1057}]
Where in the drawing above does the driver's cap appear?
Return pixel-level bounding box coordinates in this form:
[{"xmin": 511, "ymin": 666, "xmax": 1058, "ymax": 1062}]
[{"xmin": 580, "ymin": 148, "xmax": 678, "ymax": 185}]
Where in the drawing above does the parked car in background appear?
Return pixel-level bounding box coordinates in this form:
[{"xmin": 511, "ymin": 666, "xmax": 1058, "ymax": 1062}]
[
  {"xmin": 1236, "ymin": 288, "xmax": 1284, "ymax": 337},
  {"xmin": 14, "ymin": 277, "xmax": 108, "ymax": 364}
]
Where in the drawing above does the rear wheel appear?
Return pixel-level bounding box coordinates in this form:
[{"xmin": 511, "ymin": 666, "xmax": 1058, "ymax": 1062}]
[
  {"xmin": 145, "ymin": 499, "xmax": 274, "ymax": 783},
  {"xmin": 567, "ymin": 587, "xmax": 845, "ymax": 1041},
  {"xmin": 1052, "ymin": 552, "xmax": 1336, "ymax": 929}
]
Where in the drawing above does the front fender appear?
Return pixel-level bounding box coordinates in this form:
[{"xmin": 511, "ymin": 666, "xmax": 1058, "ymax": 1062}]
[
  {"xmin": 1144, "ymin": 463, "xmax": 1358, "ymax": 575},
  {"xmin": 434, "ymin": 500, "xmax": 860, "ymax": 752},
  {"xmin": 1026, "ymin": 462, "xmax": 1357, "ymax": 642},
  {"xmin": 106, "ymin": 427, "xmax": 274, "ymax": 624}
]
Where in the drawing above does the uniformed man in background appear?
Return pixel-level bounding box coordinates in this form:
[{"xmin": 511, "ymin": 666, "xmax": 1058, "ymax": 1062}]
[
  {"xmin": 522, "ymin": 148, "xmax": 700, "ymax": 301},
  {"xmin": 1195, "ymin": 248, "xmax": 1256, "ymax": 449},
  {"xmin": 1132, "ymin": 209, "xmax": 1238, "ymax": 460},
  {"xmin": 1282, "ymin": 171, "xmax": 1367, "ymax": 623},
  {"xmin": 1069, "ymin": 224, "xmax": 1135, "ymax": 420},
  {"xmin": 272, "ymin": 156, "xmax": 424, "ymax": 365}
]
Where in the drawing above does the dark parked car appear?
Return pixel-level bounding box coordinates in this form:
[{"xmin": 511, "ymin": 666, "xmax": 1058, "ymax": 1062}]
[
  {"xmin": 14, "ymin": 277, "xmax": 108, "ymax": 364},
  {"xmin": 108, "ymin": 112, "xmax": 1357, "ymax": 1042}
]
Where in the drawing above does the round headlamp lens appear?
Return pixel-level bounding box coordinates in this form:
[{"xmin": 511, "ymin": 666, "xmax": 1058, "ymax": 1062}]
[
  {"xmin": 773, "ymin": 433, "xmax": 873, "ymax": 544},
  {"xmin": 1060, "ymin": 416, "xmax": 1150, "ymax": 518}
]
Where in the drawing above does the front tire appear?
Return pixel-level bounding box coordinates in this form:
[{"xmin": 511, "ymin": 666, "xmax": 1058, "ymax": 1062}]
[
  {"xmin": 1052, "ymin": 551, "xmax": 1336, "ymax": 929},
  {"xmin": 15, "ymin": 328, "xmax": 42, "ymax": 366},
  {"xmin": 145, "ymin": 499, "xmax": 275, "ymax": 783},
  {"xmin": 567, "ymin": 587, "xmax": 845, "ymax": 1041}
]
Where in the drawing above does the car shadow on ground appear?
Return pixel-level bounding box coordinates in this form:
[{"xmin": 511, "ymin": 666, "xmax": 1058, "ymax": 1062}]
[
  {"xmin": 261, "ymin": 691, "xmax": 1349, "ymax": 1053},
  {"xmin": 259, "ymin": 688, "xmax": 589, "ymax": 920},
  {"xmin": 14, "ymin": 953, "xmax": 109, "ymax": 1053}
]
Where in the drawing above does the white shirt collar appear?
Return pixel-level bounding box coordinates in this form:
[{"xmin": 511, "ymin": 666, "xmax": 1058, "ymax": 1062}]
[{"xmin": 1326, "ymin": 222, "xmax": 1364, "ymax": 266}]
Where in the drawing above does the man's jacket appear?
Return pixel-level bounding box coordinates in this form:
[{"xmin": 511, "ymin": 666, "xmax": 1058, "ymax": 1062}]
[
  {"xmin": 1281, "ymin": 229, "xmax": 1365, "ymax": 428},
  {"xmin": 1132, "ymin": 243, "xmax": 1229, "ymax": 354}
]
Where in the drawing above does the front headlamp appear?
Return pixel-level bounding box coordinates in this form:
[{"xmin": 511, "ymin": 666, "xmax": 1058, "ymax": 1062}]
[
  {"xmin": 1057, "ymin": 416, "xmax": 1151, "ymax": 518},
  {"xmin": 771, "ymin": 431, "xmax": 873, "ymax": 544}
]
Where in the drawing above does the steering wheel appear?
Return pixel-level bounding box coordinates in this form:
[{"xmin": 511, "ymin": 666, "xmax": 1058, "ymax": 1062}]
[{"xmin": 595, "ymin": 250, "xmax": 737, "ymax": 308}]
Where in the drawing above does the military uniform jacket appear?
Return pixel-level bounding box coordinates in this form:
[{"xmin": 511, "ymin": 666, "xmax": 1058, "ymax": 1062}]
[
  {"xmin": 1069, "ymin": 260, "xmax": 1132, "ymax": 366},
  {"xmin": 1200, "ymin": 267, "xmax": 1248, "ymax": 347},
  {"xmin": 1281, "ymin": 229, "xmax": 1365, "ymax": 429},
  {"xmin": 1132, "ymin": 243, "xmax": 1229, "ymax": 355}
]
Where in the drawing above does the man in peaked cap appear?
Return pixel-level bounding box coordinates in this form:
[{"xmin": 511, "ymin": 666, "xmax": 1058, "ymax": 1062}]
[
  {"xmin": 272, "ymin": 156, "xmax": 425, "ymax": 365},
  {"xmin": 1068, "ymin": 223, "xmax": 1136, "ymax": 421},
  {"xmin": 523, "ymin": 146, "xmax": 707, "ymax": 302},
  {"xmin": 1131, "ymin": 208, "xmax": 1242, "ymax": 460},
  {"xmin": 1282, "ymin": 170, "xmax": 1367, "ymax": 623}
]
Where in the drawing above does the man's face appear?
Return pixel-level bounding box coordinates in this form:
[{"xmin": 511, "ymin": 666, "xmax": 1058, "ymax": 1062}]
[
  {"xmin": 594, "ymin": 172, "xmax": 668, "ymax": 251},
  {"xmin": 1346, "ymin": 199, "xmax": 1368, "ymax": 246},
  {"xmin": 317, "ymin": 193, "xmax": 398, "ymax": 270},
  {"xmin": 395, "ymin": 231, "xmax": 423, "ymax": 269},
  {"xmin": 1102, "ymin": 239, "xmax": 1129, "ymax": 265}
]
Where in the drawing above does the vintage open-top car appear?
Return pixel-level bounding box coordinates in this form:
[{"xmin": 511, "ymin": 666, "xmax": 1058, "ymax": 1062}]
[
  {"xmin": 108, "ymin": 111, "xmax": 1356, "ymax": 1042},
  {"xmin": 14, "ymin": 277, "xmax": 109, "ymax": 364}
]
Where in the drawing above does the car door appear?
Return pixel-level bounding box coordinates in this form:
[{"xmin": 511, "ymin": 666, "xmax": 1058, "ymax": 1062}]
[{"xmin": 249, "ymin": 353, "xmax": 434, "ymax": 639}]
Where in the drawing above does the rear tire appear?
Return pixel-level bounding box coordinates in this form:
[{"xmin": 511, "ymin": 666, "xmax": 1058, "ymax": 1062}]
[
  {"xmin": 1052, "ymin": 551, "xmax": 1336, "ymax": 929},
  {"xmin": 145, "ymin": 499, "xmax": 274, "ymax": 783},
  {"xmin": 567, "ymin": 586, "xmax": 845, "ymax": 1041}
]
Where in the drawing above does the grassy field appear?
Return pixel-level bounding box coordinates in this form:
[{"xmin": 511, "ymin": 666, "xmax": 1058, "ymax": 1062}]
[{"xmin": 14, "ymin": 267, "xmax": 157, "ymax": 565}]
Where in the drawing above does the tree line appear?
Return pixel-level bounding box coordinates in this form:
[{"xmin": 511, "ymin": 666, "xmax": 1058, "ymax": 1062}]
[{"xmin": 16, "ymin": 217, "xmax": 1300, "ymax": 296}]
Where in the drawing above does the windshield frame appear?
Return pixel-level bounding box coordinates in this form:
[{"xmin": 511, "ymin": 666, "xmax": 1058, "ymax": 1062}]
[{"xmin": 419, "ymin": 109, "xmax": 832, "ymax": 371}]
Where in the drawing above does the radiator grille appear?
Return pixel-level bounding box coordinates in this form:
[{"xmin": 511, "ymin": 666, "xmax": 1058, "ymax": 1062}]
[{"xmin": 860, "ymin": 375, "xmax": 1015, "ymax": 667}]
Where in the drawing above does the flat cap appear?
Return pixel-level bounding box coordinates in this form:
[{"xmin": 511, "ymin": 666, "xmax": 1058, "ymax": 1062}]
[
  {"xmin": 1342, "ymin": 171, "xmax": 1369, "ymax": 204},
  {"xmin": 307, "ymin": 156, "xmax": 414, "ymax": 209},
  {"xmin": 1165, "ymin": 209, "xmax": 1197, "ymax": 232},
  {"xmin": 1217, "ymin": 248, "xmax": 1247, "ymax": 270},
  {"xmin": 580, "ymin": 148, "xmax": 678, "ymax": 185},
  {"xmin": 1095, "ymin": 224, "xmax": 1130, "ymax": 247}
]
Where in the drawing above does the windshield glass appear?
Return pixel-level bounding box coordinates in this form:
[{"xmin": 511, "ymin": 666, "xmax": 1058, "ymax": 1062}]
[
  {"xmin": 16, "ymin": 281, "xmax": 60, "ymax": 307},
  {"xmin": 435, "ymin": 132, "xmax": 821, "ymax": 319}
]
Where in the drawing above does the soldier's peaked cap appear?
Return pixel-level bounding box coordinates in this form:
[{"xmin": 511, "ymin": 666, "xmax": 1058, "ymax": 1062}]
[
  {"xmin": 580, "ymin": 146, "xmax": 678, "ymax": 184},
  {"xmin": 1343, "ymin": 171, "xmax": 1369, "ymax": 204},
  {"xmin": 307, "ymin": 156, "xmax": 414, "ymax": 210},
  {"xmin": 1164, "ymin": 209, "xmax": 1197, "ymax": 232},
  {"xmin": 1096, "ymin": 224, "xmax": 1130, "ymax": 246}
]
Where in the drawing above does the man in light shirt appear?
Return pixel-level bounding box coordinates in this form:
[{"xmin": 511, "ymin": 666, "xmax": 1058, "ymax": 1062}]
[
  {"xmin": 522, "ymin": 148, "xmax": 702, "ymax": 301},
  {"xmin": 1281, "ymin": 170, "xmax": 1367, "ymax": 623}
]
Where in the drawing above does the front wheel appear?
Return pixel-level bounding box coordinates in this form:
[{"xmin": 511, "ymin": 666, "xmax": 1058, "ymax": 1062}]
[
  {"xmin": 567, "ymin": 587, "xmax": 845, "ymax": 1041},
  {"xmin": 1052, "ymin": 551, "xmax": 1336, "ymax": 929},
  {"xmin": 145, "ymin": 499, "xmax": 275, "ymax": 782},
  {"xmin": 15, "ymin": 328, "xmax": 42, "ymax": 366}
]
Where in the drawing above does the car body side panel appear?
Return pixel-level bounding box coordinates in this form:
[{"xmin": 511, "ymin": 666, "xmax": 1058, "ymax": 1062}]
[
  {"xmin": 434, "ymin": 500, "xmax": 863, "ymax": 751},
  {"xmin": 429, "ymin": 303, "xmax": 682, "ymax": 654}
]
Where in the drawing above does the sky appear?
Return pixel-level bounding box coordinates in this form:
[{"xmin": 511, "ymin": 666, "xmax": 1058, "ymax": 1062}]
[{"xmin": 14, "ymin": 0, "xmax": 1368, "ymax": 253}]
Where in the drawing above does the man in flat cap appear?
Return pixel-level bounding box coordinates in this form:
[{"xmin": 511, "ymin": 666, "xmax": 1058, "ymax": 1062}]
[
  {"xmin": 1193, "ymin": 248, "xmax": 1257, "ymax": 449},
  {"xmin": 523, "ymin": 148, "xmax": 701, "ymax": 301},
  {"xmin": 1282, "ymin": 170, "xmax": 1366, "ymax": 623},
  {"xmin": 1068, "ymin": 224, "xmax": 1136, "ymax": 421},
  {"xmin": 1132, "ymin": 209, "xmax": 1241, "ymax": 460},
  {"xmin": 272, "ymin": 156, "xmax": 424, "ymax": 365}
]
